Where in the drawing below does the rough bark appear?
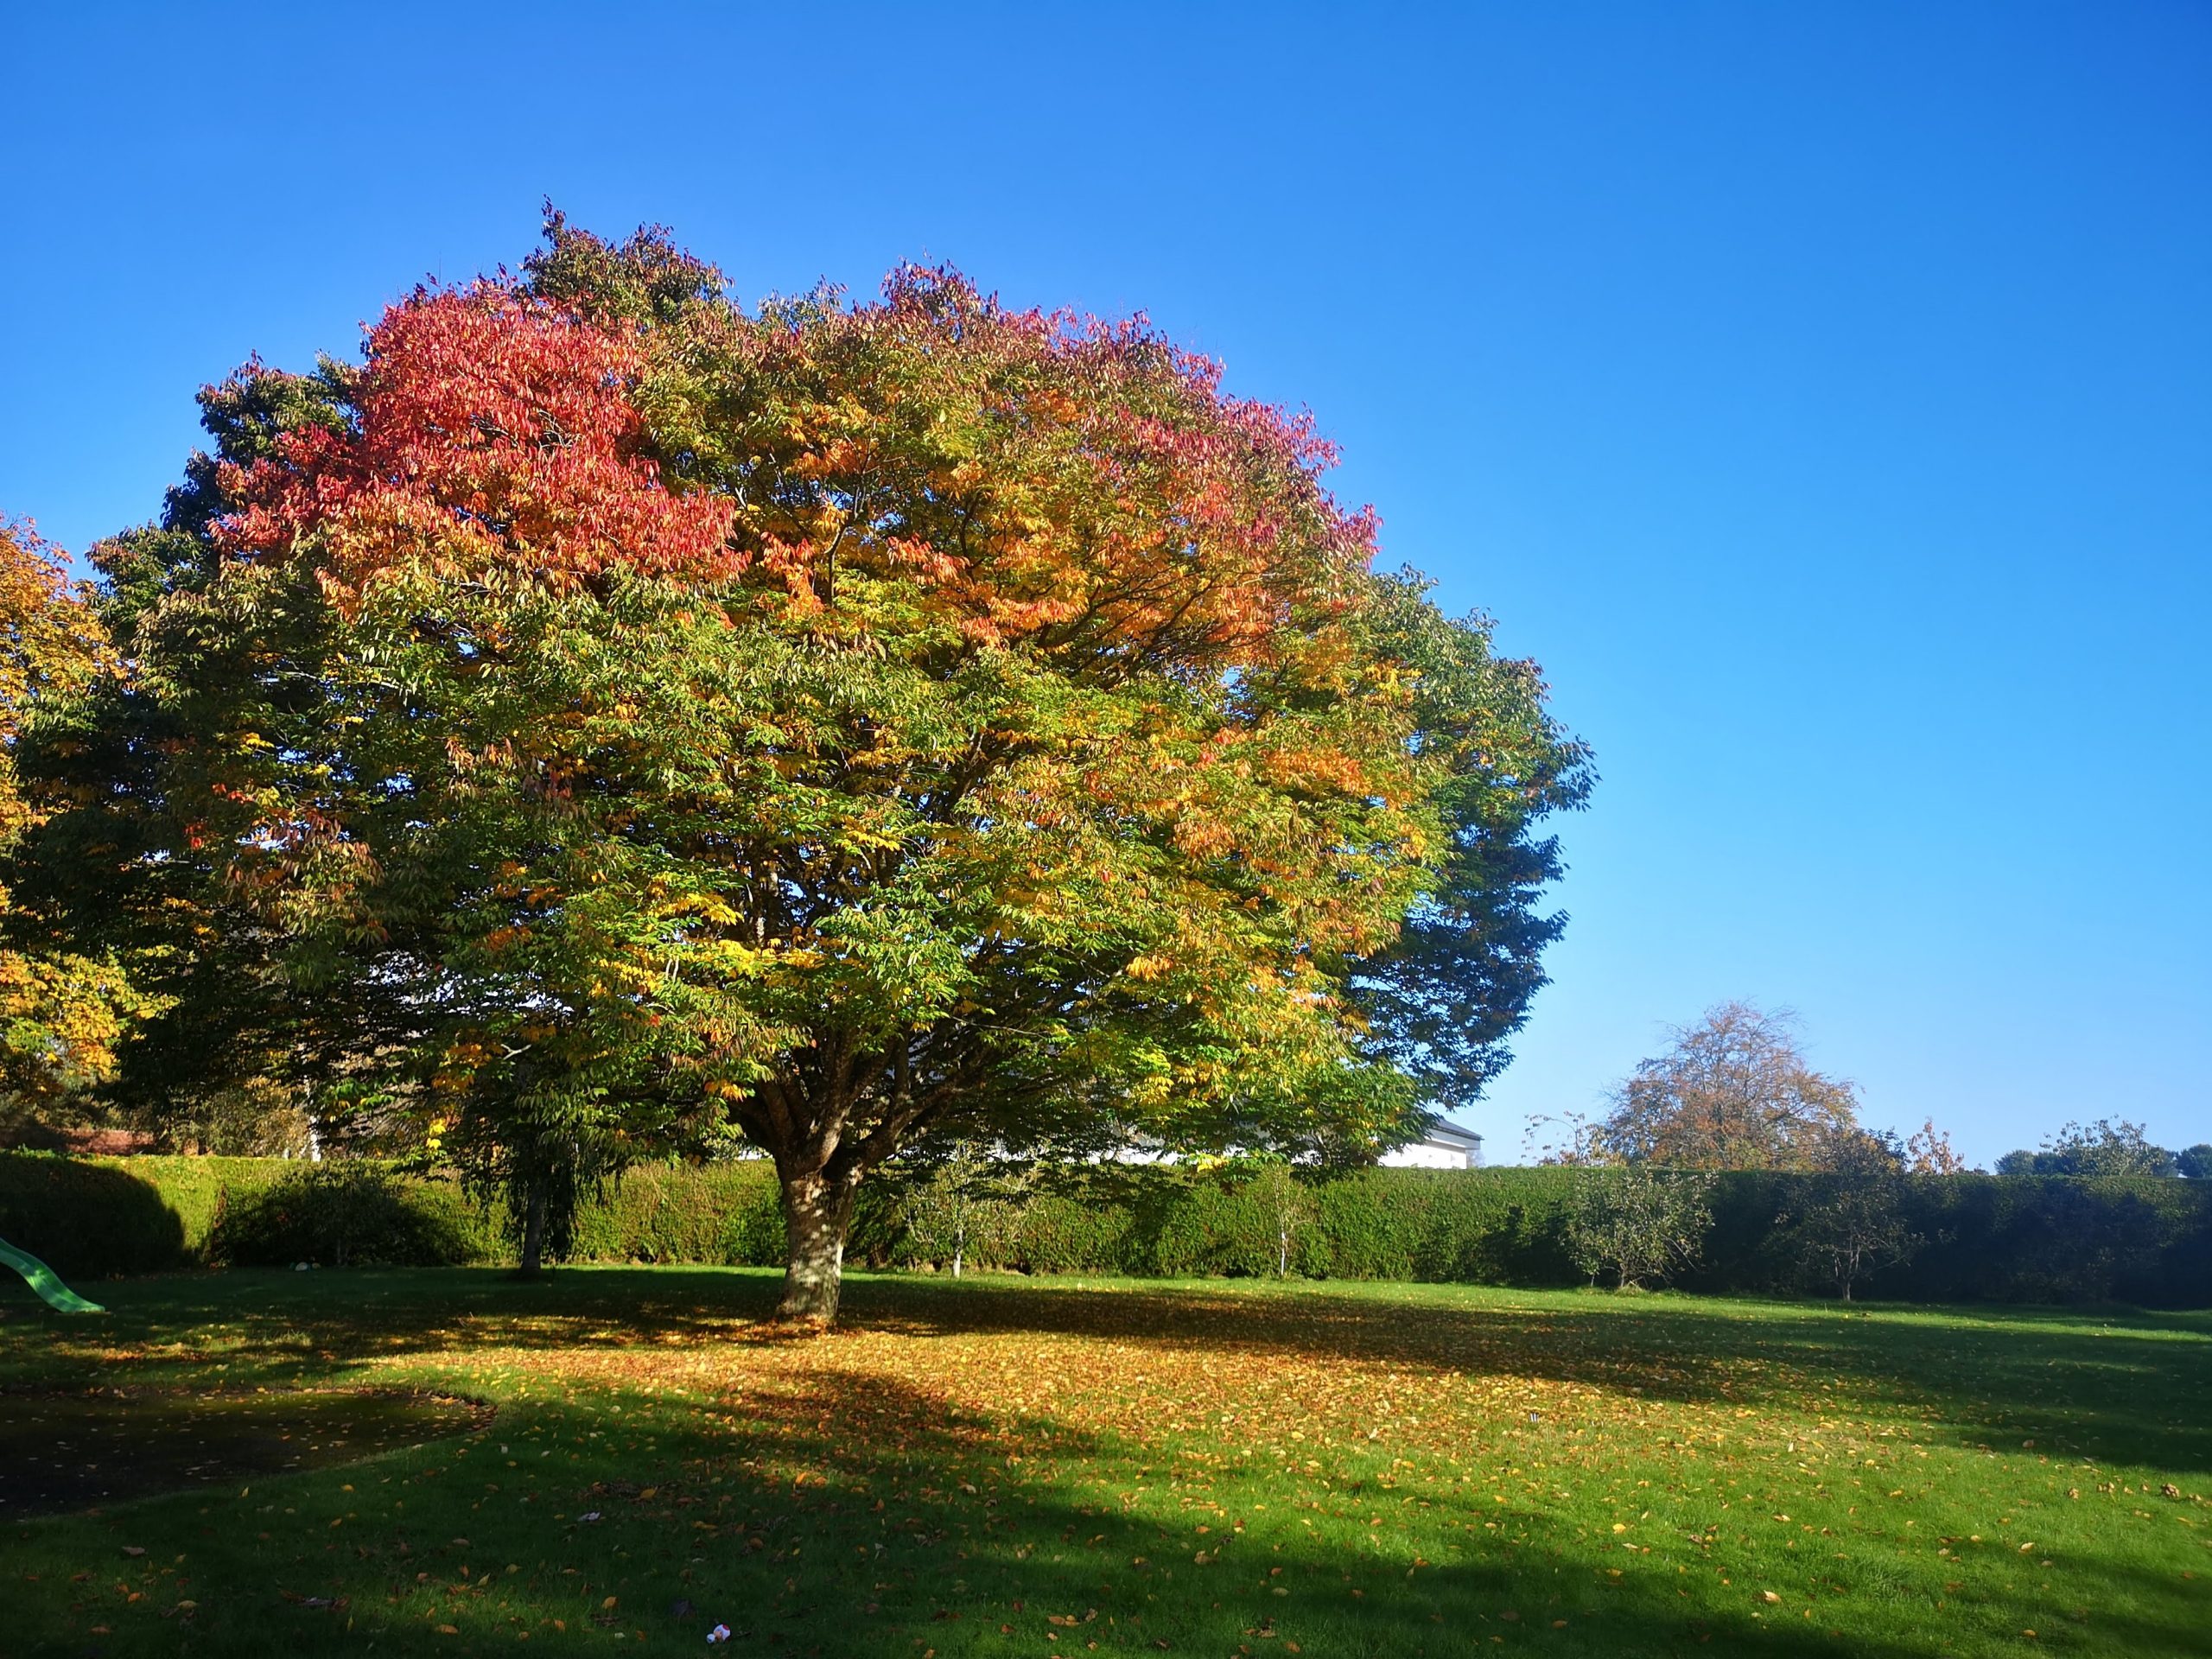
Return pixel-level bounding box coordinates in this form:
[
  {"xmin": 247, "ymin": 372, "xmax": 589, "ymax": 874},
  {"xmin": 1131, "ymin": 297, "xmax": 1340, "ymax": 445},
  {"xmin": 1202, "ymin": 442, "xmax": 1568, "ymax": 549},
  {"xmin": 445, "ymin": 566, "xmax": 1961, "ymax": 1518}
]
[
  {"xmin": 778, "ymin": 1168, "xmax": 858, "ymax": 1325},
  {"xmin": 744, "ymin": 1043, "xmax": 987, "ymax": 1325}
]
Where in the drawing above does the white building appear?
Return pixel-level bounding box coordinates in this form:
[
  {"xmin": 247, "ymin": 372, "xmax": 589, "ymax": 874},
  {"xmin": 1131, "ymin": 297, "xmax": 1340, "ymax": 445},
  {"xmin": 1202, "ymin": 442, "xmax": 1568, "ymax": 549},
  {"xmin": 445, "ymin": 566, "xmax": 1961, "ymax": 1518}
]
[{"xmin": 1377, "ymin": 1118, "xmax": 1485, "ymax": 1170}]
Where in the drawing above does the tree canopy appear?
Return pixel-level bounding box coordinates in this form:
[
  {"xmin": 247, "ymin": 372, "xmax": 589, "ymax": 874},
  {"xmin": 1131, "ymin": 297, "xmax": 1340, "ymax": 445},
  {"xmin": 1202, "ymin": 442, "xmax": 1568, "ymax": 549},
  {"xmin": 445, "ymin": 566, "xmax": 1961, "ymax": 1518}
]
[
  {"xmin": 20, "ymin": 219, "xmax": 1590, "ymax": 1319},
  {"xmin": 1565, "ymin": 1001, "xmax": 1863, "ymax": 1171},
  {"xmin": 1997, "ymin": 1118, "xmax": 2183, "ymax": 1179}
]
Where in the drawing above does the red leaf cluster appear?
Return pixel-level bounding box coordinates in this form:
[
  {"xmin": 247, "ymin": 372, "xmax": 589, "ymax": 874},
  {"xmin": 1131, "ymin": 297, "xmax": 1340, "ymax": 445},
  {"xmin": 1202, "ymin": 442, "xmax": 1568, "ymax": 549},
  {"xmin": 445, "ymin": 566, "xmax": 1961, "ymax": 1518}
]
[{"xmin": 214, "ymin": 287, "xmax": 735, "ymax": 599}]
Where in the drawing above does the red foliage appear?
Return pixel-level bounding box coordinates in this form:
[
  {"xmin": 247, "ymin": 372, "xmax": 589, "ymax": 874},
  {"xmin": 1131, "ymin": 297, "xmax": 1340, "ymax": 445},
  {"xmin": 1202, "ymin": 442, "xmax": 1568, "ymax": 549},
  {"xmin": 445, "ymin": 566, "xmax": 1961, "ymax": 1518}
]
[{"xmin": 215, "ymin": 287, "xmax": 734, "ymax": 599}]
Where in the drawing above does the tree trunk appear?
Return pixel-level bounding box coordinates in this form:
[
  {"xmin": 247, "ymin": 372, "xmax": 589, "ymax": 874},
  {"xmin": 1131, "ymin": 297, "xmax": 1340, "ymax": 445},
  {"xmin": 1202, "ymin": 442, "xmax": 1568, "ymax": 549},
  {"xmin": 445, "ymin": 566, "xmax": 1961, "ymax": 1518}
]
[
  {"xmin": 518, "ymin": 1179, "xmax": 549, "ymax": 1279},
  {"xmin": 779, "ymin": 1171, "xmax": 856, "ymax": 1325}
]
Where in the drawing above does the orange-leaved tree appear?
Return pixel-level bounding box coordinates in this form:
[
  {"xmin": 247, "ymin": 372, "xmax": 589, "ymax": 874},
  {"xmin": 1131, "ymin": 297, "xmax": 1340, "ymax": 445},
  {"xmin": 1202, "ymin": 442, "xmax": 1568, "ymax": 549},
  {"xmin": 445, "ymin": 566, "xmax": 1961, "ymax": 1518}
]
[
  {"xmin": 110, "ymin": 219, "xmax": 1586, "ymax": 1319},
  {"xmin": 1588, "ymin": 1001, "xmax": 1864, "ymax": 1171}
]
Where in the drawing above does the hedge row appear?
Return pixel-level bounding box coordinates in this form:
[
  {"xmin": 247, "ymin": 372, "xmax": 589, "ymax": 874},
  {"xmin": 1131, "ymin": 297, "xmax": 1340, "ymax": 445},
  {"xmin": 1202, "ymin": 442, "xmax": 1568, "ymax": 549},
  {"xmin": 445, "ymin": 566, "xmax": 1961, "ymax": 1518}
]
[
  {"xmin": 2, "ymin": 1152, "xmax": 2205, "ymax": 1306},
  {"xmin": 0, "ymin": 1154, "xmax": 785, "ymax": 1280},
  {"xmin": 933, "ymin": 1166, "xmax": 2212, "ymax": 1305}
]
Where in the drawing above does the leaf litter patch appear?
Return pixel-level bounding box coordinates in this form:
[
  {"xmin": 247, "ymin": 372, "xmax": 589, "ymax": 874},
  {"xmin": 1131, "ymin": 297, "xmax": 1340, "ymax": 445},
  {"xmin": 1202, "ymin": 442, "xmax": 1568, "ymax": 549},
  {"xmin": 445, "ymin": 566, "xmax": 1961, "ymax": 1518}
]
[{"xmin": 0, "ymin": 1387, "xmax": 491, "ymax": 1516}]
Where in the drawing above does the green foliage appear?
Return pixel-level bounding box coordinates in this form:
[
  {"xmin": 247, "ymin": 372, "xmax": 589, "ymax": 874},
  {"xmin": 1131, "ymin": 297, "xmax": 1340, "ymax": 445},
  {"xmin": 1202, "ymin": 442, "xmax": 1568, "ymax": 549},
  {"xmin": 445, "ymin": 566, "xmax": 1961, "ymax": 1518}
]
[
  {"xmin": 206, "ymin": 1163, "xmax": 482, "ymax": 1268},
  {"xmin": 560, "ymin": 1160, "xmax": 783, "ymax": 1266},
  {"xmin": 0, "ymin": 1153, "xmax": 377, "ymax": 1275},
  {"xmin": 1996, "ymin": 1116, "xmax": 2181, "ymax": 1178},
  {"xmin": 897, "ymin": 1166, "xmax": 2211, "ymax": 1306},
  {"xmin": 0, "ymin": 1152, "xmax": 198, "ymax": 1277},
  {"xmin": 1889, "ymin": 1173, "xmax": 2203, "ymax": 1305},
  {"xmin": 0, "ymin": 1152, "xmax": 779, "ymax": 1278},
  {"xmin": 1341, "ymin": 582, "xmax": 1592, "ymax": 1113},
  {"xmin": 1773, "ymin": 1132, "xmax": 1922, "ymax": 1300},
  {"xmin": 1565, "ymin": 1166, "xmax": 1717, "ymax": 1289},
  {"xmin": 6, "ymin": 1154, "xmax": 2206, "ymax": 1306}
]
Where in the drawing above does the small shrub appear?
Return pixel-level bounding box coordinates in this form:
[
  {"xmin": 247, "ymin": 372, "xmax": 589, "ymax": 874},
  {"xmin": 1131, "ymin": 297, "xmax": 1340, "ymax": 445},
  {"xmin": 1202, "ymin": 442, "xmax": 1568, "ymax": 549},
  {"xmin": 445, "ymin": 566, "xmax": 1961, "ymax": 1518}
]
[
  {"xmin": 1777, "ymin": 1139, "xmax": 1923, "ymax": 1301},
  {"xmin": 1566, "ymin": 1167, "xmax": 1715, "ymax": 1289},
  {"xmin": 1782, "ymin": 1174, "xmax": 1923, "ymax": 1300},
  {"xmin": 896, "ymin": 1142, "xmax": 1035, "ymax": 1276}
]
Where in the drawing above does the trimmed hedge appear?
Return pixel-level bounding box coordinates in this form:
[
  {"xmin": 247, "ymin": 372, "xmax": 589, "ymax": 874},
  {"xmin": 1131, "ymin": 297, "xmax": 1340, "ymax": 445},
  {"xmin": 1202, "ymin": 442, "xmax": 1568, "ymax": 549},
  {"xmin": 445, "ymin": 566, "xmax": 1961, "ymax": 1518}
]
[
  {"xmin": 1, "ymin": 1152, "xmax": 2205, "ymax": 1306},
  {"xmin": 1667, "ymin": 1168, "xmax": 2212, "ymax": 1305},
  {"xmin": 205, "ymin": 1165, "xmax": 486, "ymax": 1268},
  {"xmin": 0, "ymin": 1154, "xmax": 782, "ymax": 1279},
  {"xmin": 0, "ymin": 1154, "xmax": 283, "ymax": 1277}
]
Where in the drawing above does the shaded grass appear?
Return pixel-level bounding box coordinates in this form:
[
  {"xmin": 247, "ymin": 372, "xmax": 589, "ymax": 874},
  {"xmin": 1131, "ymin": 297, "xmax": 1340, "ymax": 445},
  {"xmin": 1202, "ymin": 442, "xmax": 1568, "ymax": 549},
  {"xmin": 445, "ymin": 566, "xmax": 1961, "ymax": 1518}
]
[
  {"xmin": 0, "ymin": 1268, "xmax": 2205, "ymax": 1656},
  {"xmin": 0, "ymin": 1389, "xmax": 489, "ymax": 1516}
]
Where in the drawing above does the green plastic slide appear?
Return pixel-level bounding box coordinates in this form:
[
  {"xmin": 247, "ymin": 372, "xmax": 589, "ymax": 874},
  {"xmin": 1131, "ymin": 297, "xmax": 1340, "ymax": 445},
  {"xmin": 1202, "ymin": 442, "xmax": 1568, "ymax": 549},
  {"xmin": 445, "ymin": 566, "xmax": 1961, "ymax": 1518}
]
[{"xmin": 0, "ymin": 1236, "xmax": 105, "ymax": 1314}]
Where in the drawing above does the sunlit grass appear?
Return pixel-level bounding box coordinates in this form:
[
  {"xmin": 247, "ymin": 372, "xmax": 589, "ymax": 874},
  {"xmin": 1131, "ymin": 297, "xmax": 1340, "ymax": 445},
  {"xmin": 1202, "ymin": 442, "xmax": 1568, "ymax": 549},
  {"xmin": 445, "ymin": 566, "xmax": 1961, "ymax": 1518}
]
[{"xmin": 2, "ymin": 1268, "xmax": 2205, "ymax": 1656}]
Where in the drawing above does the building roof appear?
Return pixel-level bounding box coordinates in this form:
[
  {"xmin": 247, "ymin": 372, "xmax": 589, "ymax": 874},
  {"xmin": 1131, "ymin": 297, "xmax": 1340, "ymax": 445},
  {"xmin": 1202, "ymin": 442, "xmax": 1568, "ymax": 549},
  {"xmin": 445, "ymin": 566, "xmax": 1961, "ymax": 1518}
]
[{"xmin": 1424, "ymin": 1119, "xmax": 1483, "ymax": 1145}]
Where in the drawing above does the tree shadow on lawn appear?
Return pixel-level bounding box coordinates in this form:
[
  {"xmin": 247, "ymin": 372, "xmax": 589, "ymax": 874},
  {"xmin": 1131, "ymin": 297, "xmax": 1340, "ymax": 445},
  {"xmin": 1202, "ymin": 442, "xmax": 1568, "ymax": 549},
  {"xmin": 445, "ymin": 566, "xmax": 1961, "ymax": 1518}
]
[
  {"xmin": 0, "ymin": 1386, "xmax": 489, "ymax": 1517},
  {"xmin": 6, "ymin": 1354, "xmax": 2085, "ymax": 1659},
  {"xmin": 6, "ymin": 1268, "xmax": 2206, "ymax": 1479},
  {"xmin": 847, "ymin": 1275, "xmax": 2212, "ymax": 1478},
  {"xmin": 17, "ymin": 1265, "xmax": 2212, "ymax": 1478}
]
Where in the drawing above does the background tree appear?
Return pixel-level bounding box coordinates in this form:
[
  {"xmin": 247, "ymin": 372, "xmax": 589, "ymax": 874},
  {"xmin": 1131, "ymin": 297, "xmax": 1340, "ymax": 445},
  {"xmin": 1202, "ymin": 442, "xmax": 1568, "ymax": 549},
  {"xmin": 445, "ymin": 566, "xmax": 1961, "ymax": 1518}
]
[
  {"xmin": 0, "ymin": 520, "xmax": 162, "ymax": 1142},
  {"xmin": 1565, "ymin": 1165, "xmax": 1714, "ymax": 1290},
  {"xmin": 1218, "ymin": 1152, "xmax": 1319, "ymax": 1277},
  {"xmin": 1592, "ymin": 1001, "xmax": 1861, "ymax": 1170},
  {"xmin": 1996, "ymin": 1118, "xmax": 2178, "ymax": 1178},
  {"xmin": 12, "ymin": 367, "xmax": 422, "ymax": 1157},
  {"xmin": 899, "ymin": 1139, "xmax": 1033, "ymax": 1278},
  {"xmin": 1778, "ymin": 1128, "xmax": 1923, "ymax": 1301},
  {"xmin": 1904, "ymin": 1118, "xmax": 1969, "ymax": 1174},
  {"xmin": 1525, "ymin": 1105, "xmax": 1611, "ymax": 1166},
  {"xmin": 2179, "ymin": 1144, "xmax": 2212, "ymax": 1182},
  {"xmin": 99, "ymin": 219, "xmax": 1586, "ymax": 1319}
]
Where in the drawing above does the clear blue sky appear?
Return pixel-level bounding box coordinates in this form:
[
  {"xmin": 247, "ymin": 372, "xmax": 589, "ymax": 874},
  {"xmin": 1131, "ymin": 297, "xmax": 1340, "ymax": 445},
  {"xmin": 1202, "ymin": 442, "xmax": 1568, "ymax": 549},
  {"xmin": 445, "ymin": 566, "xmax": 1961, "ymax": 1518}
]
[{"xmin": 3, "ymin": 3, "xmax": 2206, "ymax": 1166}]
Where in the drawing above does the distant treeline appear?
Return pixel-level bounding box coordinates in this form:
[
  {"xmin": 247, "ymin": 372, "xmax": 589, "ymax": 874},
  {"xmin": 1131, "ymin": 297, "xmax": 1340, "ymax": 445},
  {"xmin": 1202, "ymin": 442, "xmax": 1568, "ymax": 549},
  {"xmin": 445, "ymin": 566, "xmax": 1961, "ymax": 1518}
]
[{"xmin": 3, "ymin": 1154, "xmax": 2205, "ymax": 1308}]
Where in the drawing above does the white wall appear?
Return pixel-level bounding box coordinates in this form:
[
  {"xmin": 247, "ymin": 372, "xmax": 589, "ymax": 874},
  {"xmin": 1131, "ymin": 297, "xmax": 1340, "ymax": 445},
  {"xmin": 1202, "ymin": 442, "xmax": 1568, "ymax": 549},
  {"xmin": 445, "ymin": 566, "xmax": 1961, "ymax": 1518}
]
[{"xmin": 1377, "ymin": 1140, "xmax": 1479, "ymax": 1170}]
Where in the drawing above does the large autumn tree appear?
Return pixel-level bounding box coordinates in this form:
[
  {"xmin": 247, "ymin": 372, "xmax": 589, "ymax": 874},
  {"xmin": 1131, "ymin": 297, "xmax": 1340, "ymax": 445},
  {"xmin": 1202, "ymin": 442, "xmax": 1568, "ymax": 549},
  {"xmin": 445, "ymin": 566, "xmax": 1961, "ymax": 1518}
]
[{"xmin": 99, "ymin": 220, "xmax": 1587, "ymax": 1319}]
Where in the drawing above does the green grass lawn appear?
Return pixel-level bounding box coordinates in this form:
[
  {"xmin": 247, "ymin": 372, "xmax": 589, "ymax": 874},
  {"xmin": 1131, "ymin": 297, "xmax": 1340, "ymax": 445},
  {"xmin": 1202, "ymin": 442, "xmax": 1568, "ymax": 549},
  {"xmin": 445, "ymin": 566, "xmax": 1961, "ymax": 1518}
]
[{"xmin": 2, "ymin": 1269, "xmax": 2205, "ymax": 1657}]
